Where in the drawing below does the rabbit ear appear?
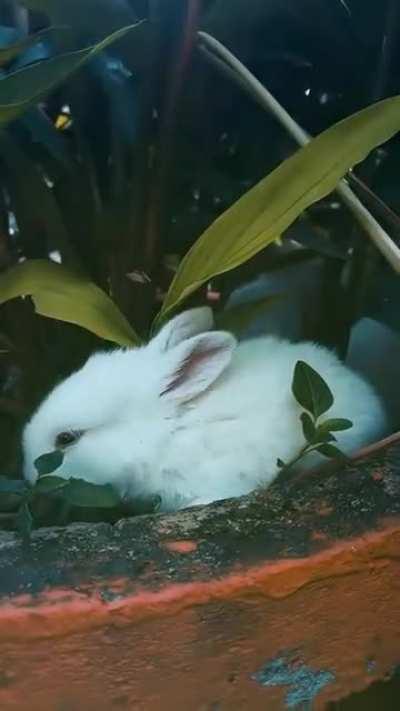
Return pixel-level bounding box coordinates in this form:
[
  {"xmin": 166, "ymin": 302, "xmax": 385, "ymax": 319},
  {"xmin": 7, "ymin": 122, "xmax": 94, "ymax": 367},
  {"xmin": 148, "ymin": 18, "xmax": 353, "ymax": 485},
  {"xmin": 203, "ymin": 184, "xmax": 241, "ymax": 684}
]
[
  {"xmin": 151, "ymin": 308, "xmax": 214, "ymax": 353},
  {"xmin": 160, "ymin": 331, "xmax": 236, "ymax": 403}
]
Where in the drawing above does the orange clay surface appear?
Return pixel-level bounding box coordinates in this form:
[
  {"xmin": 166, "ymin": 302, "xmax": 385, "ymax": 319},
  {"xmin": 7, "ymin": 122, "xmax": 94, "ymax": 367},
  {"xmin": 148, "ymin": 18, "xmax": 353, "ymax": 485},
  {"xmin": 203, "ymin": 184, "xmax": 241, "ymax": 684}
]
[{"xmin": 0, "ymin": 440, "xmax": 399, "ymax": 710}]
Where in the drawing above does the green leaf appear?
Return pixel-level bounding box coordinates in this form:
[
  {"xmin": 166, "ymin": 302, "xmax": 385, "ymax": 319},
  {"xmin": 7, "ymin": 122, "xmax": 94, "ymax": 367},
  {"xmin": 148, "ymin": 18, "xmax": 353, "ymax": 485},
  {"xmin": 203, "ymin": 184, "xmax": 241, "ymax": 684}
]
[
  {"xmin": 34, "ymin": 450, "xmax": 64, "ymax": 476},
  {"xmin": 0, "ymin": 24, "xmax": 140, "ymax": 125},
  {"xmin": 0, "ymin": 26, "xmax": 69, "ymax": 67},
  {"xmin": 316, "ymin": 443, "xmax": 347, "ymax": 460},
  {"xmin": 0, "ymin": 260, "xmax": 140, "ymax": 346},
  {"xmin": 318, "ymin": 418, "xmax": 353, "ymax": 432},
  {"xmin": 16, "ymin": 501, "xmax": 33, "ymax": 541},
  {"xmin": 292, "ymin": 361, "xmax": 334, "ymax": 418},
  {"xmin": 315, "ymin": 431, "xmax": 337, "ymax": 444},
  {"xmin": 157, "ymin": 96, "xmax": 400, "ymax": 322},
  {"xmin": 215, "ymin": 294, "xmax": 281, "ymax": 337},
  {"xmin": 34, "ymin": 475, "xmax": 68, "ymax": 494},
  {"xmin": 300, "ymin": 412, "xmax": 316, "ymax": 443},
  {"xmin": 58, "ymin": 478, "xmax": 121, "ymax": 508}
]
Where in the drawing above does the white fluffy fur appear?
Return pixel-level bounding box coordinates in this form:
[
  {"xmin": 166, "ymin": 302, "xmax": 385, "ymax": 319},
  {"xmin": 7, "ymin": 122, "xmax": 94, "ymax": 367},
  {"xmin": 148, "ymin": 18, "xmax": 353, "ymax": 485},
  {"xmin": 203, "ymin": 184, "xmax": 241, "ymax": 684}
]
[{"xmin": 23, "ymin": 307, "xmax": 388, "ymax": 511}]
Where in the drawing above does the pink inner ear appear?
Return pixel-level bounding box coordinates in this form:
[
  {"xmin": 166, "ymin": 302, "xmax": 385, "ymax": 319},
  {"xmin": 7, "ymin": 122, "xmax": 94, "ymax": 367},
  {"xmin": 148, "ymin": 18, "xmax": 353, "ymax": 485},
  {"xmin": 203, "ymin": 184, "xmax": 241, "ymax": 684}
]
[{"xmin": 160, "ymin": 346, "xmax": 223, "ymax": 396}]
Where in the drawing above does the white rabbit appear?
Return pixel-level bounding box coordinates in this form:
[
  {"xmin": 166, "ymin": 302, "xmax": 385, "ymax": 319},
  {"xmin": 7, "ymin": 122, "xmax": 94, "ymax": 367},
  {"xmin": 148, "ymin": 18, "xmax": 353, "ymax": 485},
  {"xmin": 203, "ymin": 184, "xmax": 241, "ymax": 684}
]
[{"xmin": 23, "ymin": 307, "xmax": 388, "ymax": 512}]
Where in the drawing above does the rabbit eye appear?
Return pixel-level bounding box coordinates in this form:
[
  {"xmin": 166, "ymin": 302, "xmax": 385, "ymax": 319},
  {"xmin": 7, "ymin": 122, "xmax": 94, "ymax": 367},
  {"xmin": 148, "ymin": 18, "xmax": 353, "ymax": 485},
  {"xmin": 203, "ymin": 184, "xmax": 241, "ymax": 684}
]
[{"xmin": 55, "ymin": 430, "xmax": 82, "ymax": 448}]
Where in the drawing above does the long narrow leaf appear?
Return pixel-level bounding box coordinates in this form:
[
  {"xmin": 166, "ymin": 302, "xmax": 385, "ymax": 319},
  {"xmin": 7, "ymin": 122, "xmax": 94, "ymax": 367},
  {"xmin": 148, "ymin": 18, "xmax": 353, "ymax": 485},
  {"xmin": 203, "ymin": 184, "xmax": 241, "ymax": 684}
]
[
  {"xmin": 0, "ymin": 24, "xmax": 140, "ymax": 125},
  {"xmin": 0, "ymin": 260, "xmax": 140, "ymax": 346},
  {"xmin": 0, "ymin": 26, "xmax": 69, "ymax": 67},
  {"xmin": 158, "ymin": 96, "xmax": 400, "ymax": 322}
]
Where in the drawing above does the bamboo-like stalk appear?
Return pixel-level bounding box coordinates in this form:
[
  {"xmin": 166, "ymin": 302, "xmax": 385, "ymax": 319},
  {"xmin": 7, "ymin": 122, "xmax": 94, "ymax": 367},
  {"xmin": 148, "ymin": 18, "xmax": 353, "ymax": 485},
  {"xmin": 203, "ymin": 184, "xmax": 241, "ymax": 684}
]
[
  {"xmin": 341, "ymin": 0, "xmax": 400, "ymax": 353},
  {"xmin": 198, "ymin": 30, "xmax": 400, "ymax": 274}
]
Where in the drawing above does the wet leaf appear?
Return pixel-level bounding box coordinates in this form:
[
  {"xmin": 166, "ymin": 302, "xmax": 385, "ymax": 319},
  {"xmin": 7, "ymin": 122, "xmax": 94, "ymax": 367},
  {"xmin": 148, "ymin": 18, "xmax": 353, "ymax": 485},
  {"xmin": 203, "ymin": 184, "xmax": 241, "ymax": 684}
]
[{"xmin": 292, "ymin": 361, "xmax": 333, "ymax": 418}]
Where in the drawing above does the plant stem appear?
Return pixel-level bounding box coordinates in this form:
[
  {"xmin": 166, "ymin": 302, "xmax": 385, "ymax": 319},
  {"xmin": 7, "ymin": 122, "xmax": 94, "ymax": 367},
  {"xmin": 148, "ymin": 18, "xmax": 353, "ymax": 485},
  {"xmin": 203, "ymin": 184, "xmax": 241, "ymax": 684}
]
[
  {"xmin": 340, "ymin": 0, "xmax": 400, "ymax": 354},
  {"xmin": 348, "ymin": 172, "xmax": 400, "ymax": 238},
  {"xmin": 113, "ymin": 1, "xmax": 201, "ymax": 335},
  {"xmin": 278, "ymin": 444, "xmax": 312, "ymax": 476},
  {"xmin": 197, "ymin": 31, "xmax": 400, "ymax": 274},
  {"xmin": 144, "ymin": 0, "xmax": 202, "ymax": 292}
]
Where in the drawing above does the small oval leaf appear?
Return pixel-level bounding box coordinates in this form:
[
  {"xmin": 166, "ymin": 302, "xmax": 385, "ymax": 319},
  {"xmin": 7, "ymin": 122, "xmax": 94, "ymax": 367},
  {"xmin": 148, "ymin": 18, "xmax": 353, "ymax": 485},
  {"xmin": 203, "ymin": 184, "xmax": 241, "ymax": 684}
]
[
  {"xmin": 319, "ymin": 418, "xmax": 353, "ymax": 432},
  {"xmin": 34, "ymin": 475, "xmax": 68, "ymax": 494},
  {"xmin": 292, "ymin": 361, "xmax": 334, "ymax": 418},
  {"xmin": 316, "ymin": 443, "xmax": 347, "ymax": 460},
  {"xmin": 34, "ymin": 450, "xmax": 64, "ymax": 476},
  {"xmin": 60, "ymin": 478, "xmax": 121, "ymax": 508}
]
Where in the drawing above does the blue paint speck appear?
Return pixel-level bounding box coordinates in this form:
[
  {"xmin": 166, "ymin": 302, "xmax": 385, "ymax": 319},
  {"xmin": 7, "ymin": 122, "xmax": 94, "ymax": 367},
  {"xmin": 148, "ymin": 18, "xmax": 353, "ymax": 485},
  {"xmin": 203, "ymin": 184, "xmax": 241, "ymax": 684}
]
[{"xmin": 252, "ymin": 652, "xmax": 335, "ymax": 708}]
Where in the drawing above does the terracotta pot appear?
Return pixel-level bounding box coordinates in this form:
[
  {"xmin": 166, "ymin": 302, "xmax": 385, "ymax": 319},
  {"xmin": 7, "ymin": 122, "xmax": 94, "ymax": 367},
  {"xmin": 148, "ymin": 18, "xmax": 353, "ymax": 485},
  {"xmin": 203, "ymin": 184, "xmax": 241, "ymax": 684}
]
[{"xmin": 0, "ymin": 436, "xmax": 399, "ymax": 710}]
